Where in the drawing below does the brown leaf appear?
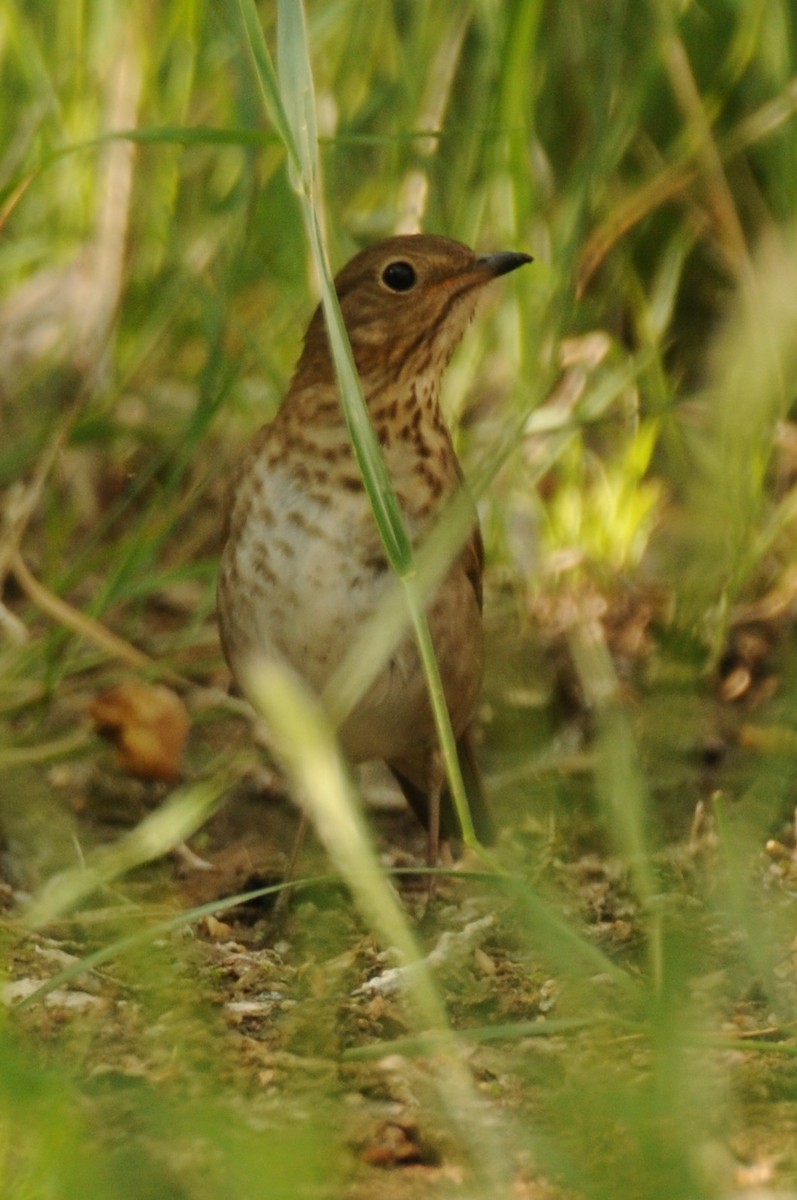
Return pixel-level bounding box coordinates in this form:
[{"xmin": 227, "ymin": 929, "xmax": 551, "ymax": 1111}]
[
  {"xmin": 358, "ymin": 1120, "xmax": 432, "ymax": 1168},
  {"xmin": 90, "ymin": 681, "xmax": 189, "ymax": 781}
]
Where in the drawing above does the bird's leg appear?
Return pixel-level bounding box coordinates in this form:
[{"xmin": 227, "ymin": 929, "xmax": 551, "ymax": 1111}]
[
  {"xmin": 272, "ymin": 809, "xmax": 309, "ymax": 918},
  {"xmin": 425, "ymin": 753, "xmax": 445, "ymax": 899}
]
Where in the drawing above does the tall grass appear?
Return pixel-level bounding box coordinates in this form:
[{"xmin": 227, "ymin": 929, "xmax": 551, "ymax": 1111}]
[{"xmin": 1, "ymin": 1, "xmax": 797, "ymax": 1197}]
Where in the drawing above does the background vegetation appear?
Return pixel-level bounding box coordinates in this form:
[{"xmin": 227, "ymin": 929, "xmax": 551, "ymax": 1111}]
[{"xmin": 2, "ymin": 1, "xmax": 797, "ymax": 1197}]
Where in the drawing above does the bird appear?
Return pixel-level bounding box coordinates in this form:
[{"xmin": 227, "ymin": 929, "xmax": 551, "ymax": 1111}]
[{"xmin": 217, "ymin": 233, "xmax": 531, "ymax": 871}]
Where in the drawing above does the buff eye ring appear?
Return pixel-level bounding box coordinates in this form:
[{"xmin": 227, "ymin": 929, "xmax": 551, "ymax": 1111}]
[{"xmin": 381, "ymin": 261, "xmax": 417, "ymax": 292}]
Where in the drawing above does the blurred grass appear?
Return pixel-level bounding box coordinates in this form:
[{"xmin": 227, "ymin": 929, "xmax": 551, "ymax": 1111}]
[{"xmin": 2, "ymin": 0, "xmax": 797, "ymax": 1197}]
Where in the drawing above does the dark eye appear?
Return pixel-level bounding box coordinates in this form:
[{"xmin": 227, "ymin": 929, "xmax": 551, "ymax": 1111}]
[{"xmin": 381, "ymin": 261, "xmax": 417, "ymax": 292}]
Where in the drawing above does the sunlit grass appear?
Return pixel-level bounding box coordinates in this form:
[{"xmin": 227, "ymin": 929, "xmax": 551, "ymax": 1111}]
[{"xmin": 1, "ymin": 1, "xmax": 797, "ymax": 1197}]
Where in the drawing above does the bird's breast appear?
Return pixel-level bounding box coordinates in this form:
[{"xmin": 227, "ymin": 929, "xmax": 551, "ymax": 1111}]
[{"xmin": 218, "ymin": 387, "xmax": 468, "ymax": 704}]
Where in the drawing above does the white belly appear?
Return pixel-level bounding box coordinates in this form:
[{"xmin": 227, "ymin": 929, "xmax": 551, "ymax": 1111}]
[
  {"xmin": 218, "ymin": 441, "xmax": 482, "ymax": 771},
  {"xmin": 219, "ymin": 461, "xmax": 390, "ymax": 692}
]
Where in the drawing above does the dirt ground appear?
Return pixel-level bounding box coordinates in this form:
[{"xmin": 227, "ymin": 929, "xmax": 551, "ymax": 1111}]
[{"xmin": 4, "ymin": 654, "xmax": 797, "ymax": 1200}]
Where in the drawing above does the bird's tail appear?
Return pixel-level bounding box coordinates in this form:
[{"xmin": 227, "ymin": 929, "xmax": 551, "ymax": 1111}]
[{"xmin": 390, "ymin": 726, "xmax": 496, "ymax": 847}]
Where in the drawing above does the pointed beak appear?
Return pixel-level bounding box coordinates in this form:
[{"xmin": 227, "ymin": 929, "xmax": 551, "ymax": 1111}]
[{"xmin": 476, "ymin": 251, "xmax": 534, "ymax": 278}]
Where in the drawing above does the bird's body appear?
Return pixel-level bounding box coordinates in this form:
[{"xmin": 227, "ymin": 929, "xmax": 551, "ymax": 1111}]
[{"xmin": 218, "ymin": 234, "xmax": 530, "ymax": 856}]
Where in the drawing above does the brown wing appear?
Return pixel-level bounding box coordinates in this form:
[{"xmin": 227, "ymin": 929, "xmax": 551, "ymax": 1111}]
[{"xmin": 462, "ymin": 522, "xmax": 484, "ymax": 613}]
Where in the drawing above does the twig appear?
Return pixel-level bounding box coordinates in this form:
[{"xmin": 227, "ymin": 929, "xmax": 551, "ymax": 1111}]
[
  {"xmin": 0, "ymin": 398, "xmax": 83, "ymax": 595},
  {"xmin": 10, "ymin": 549, "xmax": 165, "ymax": 674},
  {"xmin": 8, "ymin": 548, "xmax": 257, "ymax": 726}
]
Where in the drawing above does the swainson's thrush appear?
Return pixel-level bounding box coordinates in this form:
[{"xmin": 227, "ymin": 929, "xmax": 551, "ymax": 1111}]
[{"xmin": 218, "ymin": 234, "xmax": 531, "ymax": 867}]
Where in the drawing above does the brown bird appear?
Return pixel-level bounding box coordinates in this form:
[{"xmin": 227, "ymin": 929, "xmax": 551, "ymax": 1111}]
[{"xmin": 218, "ymin": 234, "xmax": 531, "ymax": 867}]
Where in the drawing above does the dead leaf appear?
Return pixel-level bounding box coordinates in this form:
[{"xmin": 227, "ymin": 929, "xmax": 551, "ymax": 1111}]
[
  {"xmin": 90, "ymin": 681, "xmax": 189, "ymax": 781},
  {"xmin": 359, "ymin": 1120, "xmax": 431, "ymax": 1168}
]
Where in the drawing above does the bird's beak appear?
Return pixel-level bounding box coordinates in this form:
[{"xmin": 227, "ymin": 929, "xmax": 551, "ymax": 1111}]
[{"xmin": 475, "ymin": 251, "xmax": 534, "ymax": 278}]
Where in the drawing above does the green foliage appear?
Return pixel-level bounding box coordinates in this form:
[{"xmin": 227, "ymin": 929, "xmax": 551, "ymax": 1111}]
[{"xmin": 2, "ymin": 0, "xmax": 797, "ymax": 1197}]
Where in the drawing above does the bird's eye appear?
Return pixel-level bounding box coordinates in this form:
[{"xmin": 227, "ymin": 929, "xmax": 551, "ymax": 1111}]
[{"xmin": 381, "ymin": 261, "xmax": 417, "ymax": 292}]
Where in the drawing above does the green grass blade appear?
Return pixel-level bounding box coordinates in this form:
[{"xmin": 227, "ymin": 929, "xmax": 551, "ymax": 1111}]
[
  {"xmin": 240, "ymin": 0, "xmax": 481, "ymax": 843},
  {"xmin": 236, "ymin": 0, "xmax": 300, "ymax": 171}
]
